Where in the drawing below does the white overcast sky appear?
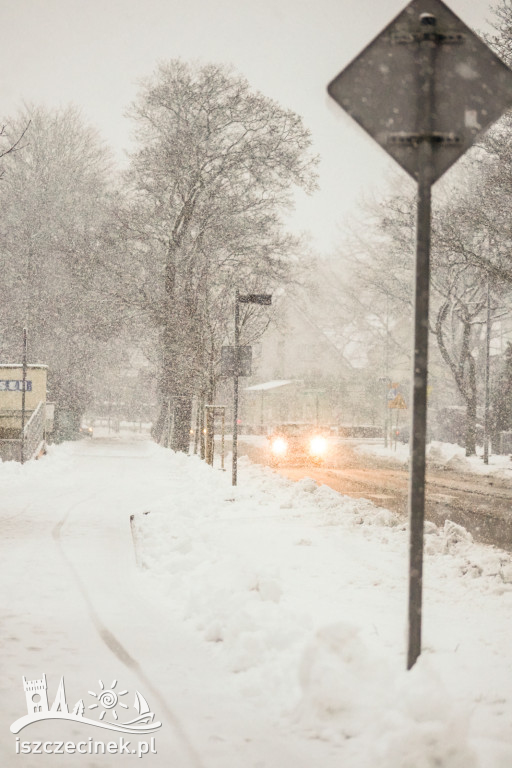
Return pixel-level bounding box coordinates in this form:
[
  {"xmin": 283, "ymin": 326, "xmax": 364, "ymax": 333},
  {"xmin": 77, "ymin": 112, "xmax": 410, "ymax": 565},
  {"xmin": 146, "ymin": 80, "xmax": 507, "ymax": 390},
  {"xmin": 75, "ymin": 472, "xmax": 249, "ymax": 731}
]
[{"xmin": 0, "ymin": 0, "xmax": 498, "ymax": 251}]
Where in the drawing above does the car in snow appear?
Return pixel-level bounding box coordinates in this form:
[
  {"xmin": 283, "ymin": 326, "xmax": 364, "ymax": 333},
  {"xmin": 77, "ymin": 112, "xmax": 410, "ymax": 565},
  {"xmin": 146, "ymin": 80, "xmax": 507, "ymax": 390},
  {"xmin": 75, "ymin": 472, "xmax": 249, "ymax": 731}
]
[
  {"xmin": 79, "ymin": 424, "xmax": 93, "ymax": 438},
  {"xmin": 394, "ymin": 424, "xmax": 410, "ymax": 444},
  {"xmin": 267, "ymin": 422, "xmax": 330, "ymax": 466}
]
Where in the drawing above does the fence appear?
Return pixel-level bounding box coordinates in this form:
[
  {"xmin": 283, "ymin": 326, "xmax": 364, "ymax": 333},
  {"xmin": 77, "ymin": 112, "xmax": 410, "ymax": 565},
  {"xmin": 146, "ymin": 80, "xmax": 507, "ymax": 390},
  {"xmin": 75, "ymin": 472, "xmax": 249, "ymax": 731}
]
[
  {"xmin": 0, "ymin": 401, "xmax": 46, "ymax": 463},
  {"xmin": 23, "ymin": 401, "xmax": 46, "ymax": 461}
]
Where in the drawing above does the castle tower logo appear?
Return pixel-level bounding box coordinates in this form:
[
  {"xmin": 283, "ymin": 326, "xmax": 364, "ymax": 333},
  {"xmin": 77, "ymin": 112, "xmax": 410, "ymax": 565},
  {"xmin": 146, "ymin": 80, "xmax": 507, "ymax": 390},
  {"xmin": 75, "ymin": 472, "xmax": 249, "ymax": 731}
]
[
  {"xmin": 11, "ymin": 675, "xmax": 162, "ymax": 735},
  {"xmin": 23, "ymin": 675, "xmax": 49, "ymax": 715}
]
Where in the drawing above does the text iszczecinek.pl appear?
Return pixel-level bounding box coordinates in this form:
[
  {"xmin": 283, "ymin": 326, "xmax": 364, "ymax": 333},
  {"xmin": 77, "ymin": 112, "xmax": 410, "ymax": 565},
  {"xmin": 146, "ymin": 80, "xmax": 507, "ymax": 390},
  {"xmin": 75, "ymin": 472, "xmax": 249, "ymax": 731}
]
[{"xmin": 15, "ymin": 736, "xmax": 157, "ymax": 758}]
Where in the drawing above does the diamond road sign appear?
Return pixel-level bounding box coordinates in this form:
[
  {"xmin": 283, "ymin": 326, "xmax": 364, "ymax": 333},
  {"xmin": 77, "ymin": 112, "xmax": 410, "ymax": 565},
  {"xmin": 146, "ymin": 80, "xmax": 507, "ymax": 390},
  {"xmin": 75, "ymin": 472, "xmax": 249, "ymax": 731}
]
[{"xmin": 328, "ymin": 0, "xmax": 512, "ymax": 182}]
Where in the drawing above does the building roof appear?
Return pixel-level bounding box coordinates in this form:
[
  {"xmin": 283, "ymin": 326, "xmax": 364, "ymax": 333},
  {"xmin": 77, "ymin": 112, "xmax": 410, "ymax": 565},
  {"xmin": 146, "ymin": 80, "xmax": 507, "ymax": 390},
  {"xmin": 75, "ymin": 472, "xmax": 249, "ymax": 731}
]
[{"xmin": 244, "ymin": 380, "xmax": 295, "ymax": 391}]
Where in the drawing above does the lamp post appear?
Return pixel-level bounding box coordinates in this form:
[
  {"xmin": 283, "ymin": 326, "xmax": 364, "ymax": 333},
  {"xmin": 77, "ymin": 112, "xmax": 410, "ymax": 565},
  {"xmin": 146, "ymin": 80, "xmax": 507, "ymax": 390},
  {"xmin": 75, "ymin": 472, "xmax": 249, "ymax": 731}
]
[
  {"xmin": 483, "ymin": 272, "xmax": 491, "ymax": 465},
  {"xmin": 232, "ymin": 291, "xmax": 272, "ymax": 486}
]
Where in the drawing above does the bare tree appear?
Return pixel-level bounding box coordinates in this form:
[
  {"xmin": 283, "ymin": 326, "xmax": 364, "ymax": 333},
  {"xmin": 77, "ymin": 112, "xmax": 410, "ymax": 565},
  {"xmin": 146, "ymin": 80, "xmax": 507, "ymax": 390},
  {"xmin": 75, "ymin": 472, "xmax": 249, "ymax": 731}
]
[
  {"xmin": 118, "ymin": 60, "xmax": 318, "ymax": 450},
  {"xmin": 329, "ymin": 187, "xmax": 494, "ymax": 454},
  {"xmin": 324, "ymin": 0, "xmax": 512, "ymax": 452},
  {"xmin": 0, "ymin": 121, "xmax": 30, "ymax": 178},
  {"xmin": 0, "ymin": 105, "xmax": 116, "ymax": 437},
  {"xmin": 486, "ymin": 0, "xmax": 512, "ymax": 66}
]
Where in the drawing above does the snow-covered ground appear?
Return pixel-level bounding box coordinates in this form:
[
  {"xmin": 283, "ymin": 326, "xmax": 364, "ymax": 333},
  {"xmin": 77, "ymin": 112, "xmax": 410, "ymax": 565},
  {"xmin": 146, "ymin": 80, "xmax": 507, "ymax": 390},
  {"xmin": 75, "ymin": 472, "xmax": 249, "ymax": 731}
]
[
  {"xmin": 2, "ymin": 437, "xmax": 512, "ymax": 767},
  {"xmin": 359, "ymin": 439, "xmax": 512, "ymax": 478}
]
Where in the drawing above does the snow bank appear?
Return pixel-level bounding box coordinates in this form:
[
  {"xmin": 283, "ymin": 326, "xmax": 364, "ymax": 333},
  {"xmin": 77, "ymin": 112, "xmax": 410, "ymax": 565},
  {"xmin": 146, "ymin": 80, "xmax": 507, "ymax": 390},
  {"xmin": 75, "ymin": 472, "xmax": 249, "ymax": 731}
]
[
  {"xmin": 0, "ymin": 440, "xmax": 76, "ymax": 482},
  {"xmin": 5, "ymin": 438, "xmax": 512, "ymax": 766},
  {"xmin": 359, "ymin": 438, "xmax": 512, "ymax": 478},
  {"xmin": 130, "ymin": 448, "xmax": 512, "ymax": 766},
  {"xmin": 358, "ymin": 440, "xmax": 410, "ymax": 464},
  {"xmin": 373, "ymin": 656, "xmax": 477, "ymax": 768}
]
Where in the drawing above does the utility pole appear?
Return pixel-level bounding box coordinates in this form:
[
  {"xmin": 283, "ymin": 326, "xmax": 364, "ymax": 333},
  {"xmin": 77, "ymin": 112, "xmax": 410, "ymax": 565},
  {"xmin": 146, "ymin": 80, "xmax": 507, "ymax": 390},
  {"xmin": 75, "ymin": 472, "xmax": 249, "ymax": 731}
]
[{"xmin": 20, "ymin": 328, "xmax": 28, "ymax": 464}]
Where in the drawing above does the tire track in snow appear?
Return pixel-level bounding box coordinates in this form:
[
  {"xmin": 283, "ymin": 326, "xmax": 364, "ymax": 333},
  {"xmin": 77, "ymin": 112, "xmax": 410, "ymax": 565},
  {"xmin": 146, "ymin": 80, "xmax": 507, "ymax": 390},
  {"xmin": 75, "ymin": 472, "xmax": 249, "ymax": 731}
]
[
  {"xmin": 1, "ymin": 486, "xmax": 96, "ymax": 524},
  {"xmin": 51, "ymin": 493, "xmax": 204, "ymax": 768}
]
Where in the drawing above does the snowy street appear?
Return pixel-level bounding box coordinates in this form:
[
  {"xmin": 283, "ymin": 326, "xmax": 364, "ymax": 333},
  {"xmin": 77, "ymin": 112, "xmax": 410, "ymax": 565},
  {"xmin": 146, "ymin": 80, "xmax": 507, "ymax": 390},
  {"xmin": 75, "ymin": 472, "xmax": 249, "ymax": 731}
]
[
  {"xmin": 2, "ymin": 436, "xmax": 512, "ymax": 767},
  {"xmin": 240, "ymin": 436, "xmax": 512, "ymax": 549}
]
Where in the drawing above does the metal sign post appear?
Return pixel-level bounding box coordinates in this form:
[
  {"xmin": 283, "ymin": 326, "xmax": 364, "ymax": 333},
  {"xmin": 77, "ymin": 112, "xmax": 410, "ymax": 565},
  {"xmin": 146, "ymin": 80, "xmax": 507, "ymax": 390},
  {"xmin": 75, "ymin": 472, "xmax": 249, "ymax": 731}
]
[
  {"xmin": 221, "ymin": 408, "xmax": 225, "ymax": 470},
  {"xmin": 204, "ymin": 404, "xmax": 227, "ymax": 468},
  {"xmin": 407, "ymin": 17, "xmax": 435, "ymax": 667},
  {"xmin": 328, "ymin": 0, "xmax": 512, "ymax": 668}
]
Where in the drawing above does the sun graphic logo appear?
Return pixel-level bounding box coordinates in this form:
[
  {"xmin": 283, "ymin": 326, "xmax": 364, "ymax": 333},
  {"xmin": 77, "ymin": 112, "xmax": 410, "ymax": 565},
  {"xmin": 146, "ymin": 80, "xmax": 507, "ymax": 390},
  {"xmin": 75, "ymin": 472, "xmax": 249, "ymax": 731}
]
[
  {"xmin": 10, "ymin": 674, "xmax": 162, "ymax": 735},
  {"xmin": 88, "ymin": 680, "xmax": 129, "ymax": 722}
]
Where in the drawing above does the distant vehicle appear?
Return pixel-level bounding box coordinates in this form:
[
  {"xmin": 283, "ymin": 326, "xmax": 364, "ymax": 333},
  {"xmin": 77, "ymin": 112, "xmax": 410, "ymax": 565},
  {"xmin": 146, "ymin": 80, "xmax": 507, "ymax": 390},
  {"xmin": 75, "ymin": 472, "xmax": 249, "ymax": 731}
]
[
  {"xmin": 267, "ymin": 422, "xmax": 330, "ymax": 466},
  {"xmin": 394, "ymin": 424, "xmax": 410, "ymax": 444},
  {"xmin": 79, "ymin": 424, "xmax": 93, "ymax": 438}
]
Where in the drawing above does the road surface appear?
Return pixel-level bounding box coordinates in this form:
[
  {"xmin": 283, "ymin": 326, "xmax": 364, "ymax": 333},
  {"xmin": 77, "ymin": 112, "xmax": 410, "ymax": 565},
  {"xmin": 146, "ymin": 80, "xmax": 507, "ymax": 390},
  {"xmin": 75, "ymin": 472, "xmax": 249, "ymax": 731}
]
[{"xmin": 239, "ymin": 438, "xmax": 512, "ymax": 551}]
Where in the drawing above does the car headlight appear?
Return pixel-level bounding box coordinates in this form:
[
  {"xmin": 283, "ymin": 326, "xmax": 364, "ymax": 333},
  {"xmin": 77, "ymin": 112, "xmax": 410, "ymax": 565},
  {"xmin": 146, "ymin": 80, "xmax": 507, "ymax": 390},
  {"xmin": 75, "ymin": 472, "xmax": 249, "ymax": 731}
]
[
  {"xmin": 310, "ymin": 436, "xmax": 327, "ymax": 455},
  {"xmin": 271, "ymin": 437, "xmax": 288, "ymax": 455}
]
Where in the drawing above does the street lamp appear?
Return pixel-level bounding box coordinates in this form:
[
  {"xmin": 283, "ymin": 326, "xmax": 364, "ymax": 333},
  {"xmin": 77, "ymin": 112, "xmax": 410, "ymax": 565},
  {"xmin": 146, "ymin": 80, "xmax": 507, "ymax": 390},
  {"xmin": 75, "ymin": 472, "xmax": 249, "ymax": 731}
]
[
  {"xmin": 20, "ymin": 328, "xmax": 28, "ymax": 464},
  {"xmin": 232, "ymin": 290, "xmax": 272, "ymax": 486}
]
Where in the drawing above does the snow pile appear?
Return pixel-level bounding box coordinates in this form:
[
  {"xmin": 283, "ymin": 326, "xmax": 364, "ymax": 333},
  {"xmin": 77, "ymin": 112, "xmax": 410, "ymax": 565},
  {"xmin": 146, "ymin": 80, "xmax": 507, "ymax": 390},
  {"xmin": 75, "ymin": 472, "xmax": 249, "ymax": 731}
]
[
  {"xmin": 132, "ymin": 448, "xmax": 512, "ymax": 765},
  {"xmin": 357, "ymin": 440, "xmax": 409, "ymax": 464},
  {"xmin": 359, "ymin": 438, "xmax": 512, "ymax": 477},
  {"xmin": 424, "ymin": 520, "xmax": 512, "ymax": 586},
  {"xmin": 295, "ymin": 622, "xmax": 477, "ymax": 765},
  {"xmin": 426, "ymin": 440, "xmax": 512, "ymax": 477},
  {"xmin": 427, "ymin": 441, "xmax": 468, "ymax": 465},
  {"xmin": 374, "ymin": 658, "xmax": 477, "ymax": 768},
  {"xmin": 0, "ymin": 440, "xmax": 77, "ymax": 484},
  {"xmin": 295, "ymin": 622, "xmax": 392, "ymax": 739}
]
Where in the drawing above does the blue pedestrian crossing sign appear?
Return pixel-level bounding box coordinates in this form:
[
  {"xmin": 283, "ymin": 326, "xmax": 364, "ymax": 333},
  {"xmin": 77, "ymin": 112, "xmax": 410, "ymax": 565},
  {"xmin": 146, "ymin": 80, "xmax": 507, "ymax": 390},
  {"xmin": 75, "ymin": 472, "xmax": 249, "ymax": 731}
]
[{"xmin": 387, "ymin": 384, "xmax": 407, "ymax": 409}]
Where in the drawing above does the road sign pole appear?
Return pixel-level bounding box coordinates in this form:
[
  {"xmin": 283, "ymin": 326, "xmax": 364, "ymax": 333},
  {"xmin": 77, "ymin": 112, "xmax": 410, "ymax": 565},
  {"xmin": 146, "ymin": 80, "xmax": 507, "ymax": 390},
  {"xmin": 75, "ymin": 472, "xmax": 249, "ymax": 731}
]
[
  {"xmin": 407, "ymin": 16, "xmax": 436, "ymax": 670},
  {"xmin": 232, "ymin": 290, "xmax": 240, "ymax": 486},
  {"xmin": 328, "ymin": 0, "xmax": 512, "ymax": 674}
]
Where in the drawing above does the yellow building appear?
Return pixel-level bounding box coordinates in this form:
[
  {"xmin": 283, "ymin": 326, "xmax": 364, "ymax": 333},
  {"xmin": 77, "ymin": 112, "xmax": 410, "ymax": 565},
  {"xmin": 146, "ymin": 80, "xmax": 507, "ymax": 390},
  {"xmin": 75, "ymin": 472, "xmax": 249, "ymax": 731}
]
[{"xmin": 0, "ymin": 364, "xmax": 48, "ymax": 461}]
